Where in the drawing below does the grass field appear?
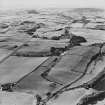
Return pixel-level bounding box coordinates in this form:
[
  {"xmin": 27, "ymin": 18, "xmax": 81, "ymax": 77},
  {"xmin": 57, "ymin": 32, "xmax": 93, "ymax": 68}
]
[
  {"xmin": 14, "ymin": 56, "xmax": 59, "ymax": 95},
  {"xmin": 17, "ymin": 39, "xmax": 68, "ymax": 53},
  {"xmin": 48, "ymin": 46, "xmax": 100, "ymax": 84},
  {"xmin": 0, "ymin": 48, "xmax": 12, "ymax": 60},
  {"xmin": 0, "ymin": 56, "xmax": 48, "ymax": 84},
  {"xmin": 0, "ymin": 90, "xmax": 34, "ymax": 105}
]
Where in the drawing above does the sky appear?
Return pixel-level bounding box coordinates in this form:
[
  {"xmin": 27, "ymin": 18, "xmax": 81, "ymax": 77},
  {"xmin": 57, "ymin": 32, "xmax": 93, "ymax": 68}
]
[{"xmin": 0, "ymin": 0, "xmax": 105, "ymax": 10}]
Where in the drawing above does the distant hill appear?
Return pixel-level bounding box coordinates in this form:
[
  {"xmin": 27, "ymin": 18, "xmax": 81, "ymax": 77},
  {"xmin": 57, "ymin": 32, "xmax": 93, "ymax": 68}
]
[
  {"xmin": 73, "ymin": 8, "xmax": 104, "ymax": 13},
  {"xmin": 60, "ymin": 8, "xmax": 105, "ymax": 18},
  {"xmin": 71, "ymin": 8, "xmax": 105, "ymax": 17}
]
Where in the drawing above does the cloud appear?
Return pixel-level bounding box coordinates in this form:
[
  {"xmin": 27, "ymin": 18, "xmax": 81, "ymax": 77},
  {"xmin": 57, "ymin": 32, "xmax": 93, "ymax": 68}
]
[{"xmin": 1, "ymin": 0, "xmax": 105, "ymax": 9}]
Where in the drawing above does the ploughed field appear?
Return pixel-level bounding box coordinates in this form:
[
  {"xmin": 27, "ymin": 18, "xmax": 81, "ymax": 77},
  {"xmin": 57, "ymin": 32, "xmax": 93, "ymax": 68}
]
[{"xmin": 0, "ymin": 8, "xmax": 105, "ymax": 105}]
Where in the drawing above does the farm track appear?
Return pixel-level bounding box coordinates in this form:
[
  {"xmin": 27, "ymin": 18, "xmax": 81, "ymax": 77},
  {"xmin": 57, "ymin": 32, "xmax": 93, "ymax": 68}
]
[
  {"xmin": 15, "ymin": 56, "xmax": 58, "ymax": 84},
  {"xmin": 41, "ymin": 56, "xmax": 64, "ymax": 85}
]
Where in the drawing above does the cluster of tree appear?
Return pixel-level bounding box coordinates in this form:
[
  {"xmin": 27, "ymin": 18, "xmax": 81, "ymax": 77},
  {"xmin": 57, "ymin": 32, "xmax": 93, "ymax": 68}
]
[
  {"xmin": 1, "ymin": 83, "xmax": 16, "ymax": 92},
  {"xmin": 95, "ymin": 25, "xmax": 105, "ymax": 30},
  {"xmin": 27, "ymin": 10, "xmax": 39, "ymax": 14},
  {"xmin": 24, "ymin": 26, "xmax": 39, "ymax": 35},
  {"xmin": 50, "ymin": 36, "xmax": 60, "ymax": 40},
  {"xmin": 69, "ymin": 35, "xmax": 87, "ymax": 46},
  {"xmin": 50, "ymin": 47, "xmax": 68, "ymax": 56},
  {"xmin": 15, "ymin": 51, "xmax": 51, "ymax": 57},
  {"xmin": 42, "ymin": 36, "xmax": 49, "ymax": 39},
  {"xmin": 20, "ymin": 21, "xmax": 35, "ymax": 25},
  {"xmin": 77, "ymin": 91, "xmax": 105, "ymax": 105}
]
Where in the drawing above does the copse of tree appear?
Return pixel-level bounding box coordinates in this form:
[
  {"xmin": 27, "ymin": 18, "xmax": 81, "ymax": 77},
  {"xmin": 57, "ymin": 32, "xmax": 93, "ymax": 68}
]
[
  {"xmin": 51, "ymin": 36, "xmax": 60, "ymax": 40},
  {"xmin": 42, "ymin": 36, "xmax": 48, "ymax": 39},
  {"xmin": 69, "ymin": 35, "xmax": 87, "ymax": 46},
  {"xmin": 50, "ymin": 47, "xmax": 66, "ymax": 56},
  {"xmin": 50, "ymin": 47, "xmax": 56, "ymax": 54},
  {"xmin": 23, "ymin": 43, "xmax": 29, "ymax": 46},
  {"xmin": 20, "ymin": 21, "xmax": 35, "ymax": 25},
  {"xmin": 27, "ymin": 10, "xmax": 39, "ymax": 14}
]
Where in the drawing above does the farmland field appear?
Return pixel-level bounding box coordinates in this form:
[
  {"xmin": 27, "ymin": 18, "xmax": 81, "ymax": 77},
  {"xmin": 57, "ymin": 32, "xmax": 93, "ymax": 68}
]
[
  {"xmin": 0, "ymin": 8, "xmax": 105, "ymax": 105},
  {"xmin": 0, "ymin": 56, "xmax": 48, "ymax": 84}
]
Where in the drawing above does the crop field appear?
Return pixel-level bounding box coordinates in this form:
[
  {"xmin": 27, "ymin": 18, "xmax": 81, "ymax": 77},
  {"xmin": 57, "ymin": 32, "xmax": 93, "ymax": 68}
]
[
  {"xmin": 0, "ymin": 48, "xmax": 12, "ymax": 60},
  {"xmin": 17, "ymin": 39, "xmax": 68, "ymax": 53},
  {"xmin": 0, "ymin": 8, "xmax": 105, "ymax": 105},
  {"xmin": 14, "ymin": 56, "xmax": 59, "ymax": 95},
  {"xmin": 0, "ymin": 90, "xmax": 34, "ymax": 105},
  {"xmin": 48, "ymin": 46, "xmax": 100, "ymax": 84},
  {"xmin": 0, "ymin": 56, "xmax": 48, "ymax": 84}
]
